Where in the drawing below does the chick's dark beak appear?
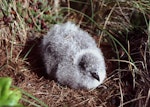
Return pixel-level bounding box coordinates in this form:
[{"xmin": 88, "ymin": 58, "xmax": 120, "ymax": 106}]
[{"xmin": 91, "ymin": 72, "xmax": 100, "ymax": 81}]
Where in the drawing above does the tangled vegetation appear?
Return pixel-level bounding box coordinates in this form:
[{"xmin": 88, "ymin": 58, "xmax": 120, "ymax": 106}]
[{"xmin": 0, "ymin": 0, "xmax": 149, "ymax": 106}]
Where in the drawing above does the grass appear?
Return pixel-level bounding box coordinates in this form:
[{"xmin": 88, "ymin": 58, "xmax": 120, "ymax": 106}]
[
  {"xmin": 0, "ymin": 0, "xmax": 150, "ymax": 107},
  {"xmin": 14, "ymin": 86, "xmax": 48, "ymax": 107}
]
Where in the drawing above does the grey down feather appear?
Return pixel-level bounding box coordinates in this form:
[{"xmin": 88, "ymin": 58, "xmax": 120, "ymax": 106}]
[{"xmin": 41, "ymin": 21, "xmax": 106, "ymax": 89}]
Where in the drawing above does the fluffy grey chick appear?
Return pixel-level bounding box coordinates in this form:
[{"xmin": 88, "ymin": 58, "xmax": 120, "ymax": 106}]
[{"xmin": 41, "ymin": 21, "xmax": 106, "ymax": 89}]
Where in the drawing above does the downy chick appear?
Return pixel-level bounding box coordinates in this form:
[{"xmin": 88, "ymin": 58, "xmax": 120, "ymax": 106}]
[{"xmin": 41, "ymin": 21, "xmax": 106, "ymax": 89}]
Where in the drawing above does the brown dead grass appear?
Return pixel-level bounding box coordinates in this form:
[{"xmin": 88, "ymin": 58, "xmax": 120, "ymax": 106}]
[{"xmin": 0, "ymin": 0, "xmax": 150, "ymax": 107}]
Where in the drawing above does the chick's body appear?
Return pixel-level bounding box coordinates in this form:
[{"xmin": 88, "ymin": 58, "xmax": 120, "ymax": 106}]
[{"xmin": 41, "ymin": 22, "xmax": 106, "ymax": 89}]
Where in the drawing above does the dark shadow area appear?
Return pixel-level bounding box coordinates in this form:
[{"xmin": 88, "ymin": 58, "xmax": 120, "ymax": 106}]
[
  {"xmin": 110, "ymin": 27, "xmax": 150, "ymax": 107},
  {"xmin": 100, "ymin": 43, "xmax": 117, "ymax": 75},
  {"xmin": 20, "ymin": 36, "xmax": 49, "ymax": 79}
]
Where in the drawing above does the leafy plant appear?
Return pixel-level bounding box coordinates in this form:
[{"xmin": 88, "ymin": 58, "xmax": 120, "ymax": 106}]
[{"xmin": 0, "ymin": 77, "xmax": 23, "ymax": 107}]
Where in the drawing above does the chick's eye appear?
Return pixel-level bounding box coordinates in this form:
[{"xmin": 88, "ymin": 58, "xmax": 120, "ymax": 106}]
[{"xmin": 79, "ymin": 61, "xmax": 86, "ymax": 70}]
